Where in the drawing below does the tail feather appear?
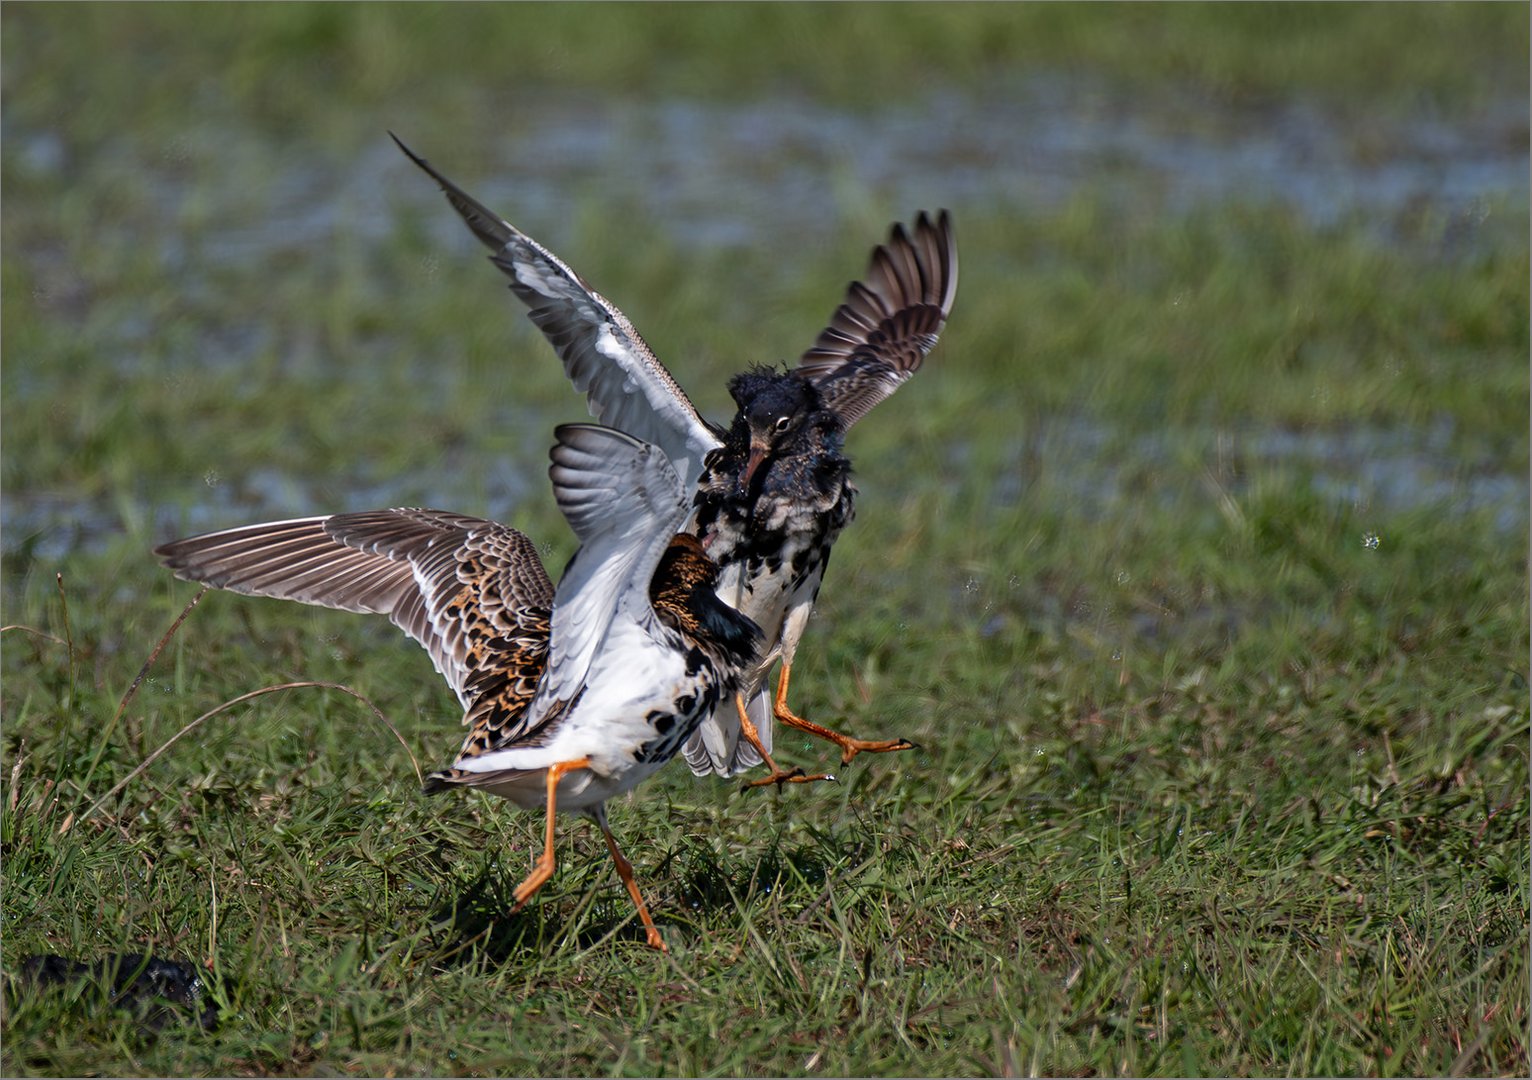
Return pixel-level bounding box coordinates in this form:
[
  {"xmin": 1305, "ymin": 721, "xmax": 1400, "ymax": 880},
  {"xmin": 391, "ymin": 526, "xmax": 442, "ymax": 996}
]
[
  {"xmin": 421, "ymin": 765, "xmax": 543, "ymax": 800},
  {"xmin": 681, "ymin": 688, "xmax": 769, "ymax": 778}
]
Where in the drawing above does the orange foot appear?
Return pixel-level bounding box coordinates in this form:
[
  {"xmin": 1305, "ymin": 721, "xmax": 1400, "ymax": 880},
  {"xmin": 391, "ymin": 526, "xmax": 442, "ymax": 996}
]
[
  {"xmin": 732, "ymin": 694, "xmax": 835, "ymax": 791},
  {"xmin": 772, "ymin": 663, "xmax": 917, "ymax": 766},
  {"xmin": 510, "ymin": 757, "xmax": 589, "ymax": 913},
  {"xmin": 592, "ymin": 805, "xmax": 667, "ymax": 952}
]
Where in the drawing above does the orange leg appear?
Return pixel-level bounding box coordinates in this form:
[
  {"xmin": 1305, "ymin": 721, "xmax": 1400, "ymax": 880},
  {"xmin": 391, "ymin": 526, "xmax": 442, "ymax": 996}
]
[
  {"xmin": 593, "ymin": 806, "xmax": 666, "ymax": 952},
  {"xmin": 511, "ymin": 757, "xmax": 591, "ymax": 912},
  {"xmin": 772, "ymin": 663, "xmax": 917, "ymax": 766},
  {"xmin": 735, "ymin": 693, "xmax": 835, "ymax": 790}
]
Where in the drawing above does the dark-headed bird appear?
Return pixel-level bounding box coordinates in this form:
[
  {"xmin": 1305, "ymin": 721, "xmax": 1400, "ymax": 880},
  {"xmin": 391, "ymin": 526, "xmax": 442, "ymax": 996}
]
[{"xmin": 395, "ymin": 136, "xmax": 956, "ymax": 786}]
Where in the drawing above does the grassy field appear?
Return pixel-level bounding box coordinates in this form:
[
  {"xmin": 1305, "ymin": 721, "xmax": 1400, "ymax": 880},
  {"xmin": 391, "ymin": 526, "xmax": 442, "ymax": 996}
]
[{"xmin": 3, "ymin": 4, "xmax": 1528, "ymax": 1076}]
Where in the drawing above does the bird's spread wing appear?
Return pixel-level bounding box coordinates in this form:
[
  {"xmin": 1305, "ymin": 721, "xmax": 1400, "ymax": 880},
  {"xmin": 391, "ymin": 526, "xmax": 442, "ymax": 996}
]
[
  {"xmin": 154, "ymin": 510, "xmax": 555, "ymax": 750},
  {"xmin": 528, "ymin": 423, "xmax": 689, "ymax": 727},
  {"xmin": 393, "ymin": 134, "xmax": 723, "ymax": 488},
  {"xmin": 795, "ymin": 210, "xmax": 958, "ymax": 429}
]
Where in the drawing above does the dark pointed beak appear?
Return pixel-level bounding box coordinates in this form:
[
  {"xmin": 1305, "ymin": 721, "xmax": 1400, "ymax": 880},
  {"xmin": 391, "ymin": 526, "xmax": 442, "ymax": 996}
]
[{"xmin": 741, "ymin": 436, "xmax": 770, "ymax": 490}]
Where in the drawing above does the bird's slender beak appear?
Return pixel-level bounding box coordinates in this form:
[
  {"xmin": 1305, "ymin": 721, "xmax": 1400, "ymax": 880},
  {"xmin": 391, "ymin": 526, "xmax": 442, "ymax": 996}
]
[{"xmin": 741, "ymin": 435, "xmax": 771, "ymax": 490}]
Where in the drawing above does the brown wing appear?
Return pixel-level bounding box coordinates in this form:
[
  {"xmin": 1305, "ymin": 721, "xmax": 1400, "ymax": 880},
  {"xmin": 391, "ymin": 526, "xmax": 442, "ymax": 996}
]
[
  {"xmin": 154, "ymin": 509, "xmax": 554, "ymax": 755},
  {"xmin": 795, "ymin": 210, "xmax": 957, "ymax": 429}
]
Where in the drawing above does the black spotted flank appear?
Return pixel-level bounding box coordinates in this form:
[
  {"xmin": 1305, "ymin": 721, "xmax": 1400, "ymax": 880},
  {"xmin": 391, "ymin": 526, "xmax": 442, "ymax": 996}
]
[{"xmin": 155, "ymin": 422, "xmax": 769, "ymax": 953}]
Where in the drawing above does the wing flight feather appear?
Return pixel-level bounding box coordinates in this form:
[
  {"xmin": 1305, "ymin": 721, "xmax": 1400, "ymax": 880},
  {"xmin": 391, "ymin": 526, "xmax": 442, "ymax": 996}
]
[
  {"xmin": 394, "ymin": 134, "xmax": 722, "ymax": 487},
  {"xmin": 796, "ymin": 210, "xmax": 958, "ymax": 428}
]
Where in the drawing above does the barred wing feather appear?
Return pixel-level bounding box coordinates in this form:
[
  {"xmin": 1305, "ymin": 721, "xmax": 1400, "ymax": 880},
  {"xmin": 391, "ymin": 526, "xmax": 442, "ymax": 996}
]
[
  {"xmin": 796, "ymin": 209, "xmax": 957, "ymax": 429},
  {"xmin": 154, "ymin": 510, "xmax": 554, "ymax": 749}
]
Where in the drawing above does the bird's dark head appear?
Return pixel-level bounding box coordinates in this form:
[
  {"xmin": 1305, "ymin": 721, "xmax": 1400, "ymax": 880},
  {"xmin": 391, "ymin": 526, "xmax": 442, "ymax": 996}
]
[
  {"xmin": 726, "ymin": 368, "xmax": 825, "ymax": 490},
  {"xmin": 655, "ymin": 532, "xmax": 718, "ymax": 589},
  {"xmin": 651, "ymin": 534, "xmax": 762, "ymax": 667}
]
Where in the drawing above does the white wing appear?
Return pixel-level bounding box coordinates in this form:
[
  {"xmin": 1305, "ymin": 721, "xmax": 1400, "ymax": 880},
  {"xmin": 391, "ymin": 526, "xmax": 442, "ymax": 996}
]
[
  {"xmin": 394, "ymin": 135, "xmax": 723, "ymax": 488},
  {"xmin": 526, "ymin": 423, "xmax": 690, "ymax": 727}
]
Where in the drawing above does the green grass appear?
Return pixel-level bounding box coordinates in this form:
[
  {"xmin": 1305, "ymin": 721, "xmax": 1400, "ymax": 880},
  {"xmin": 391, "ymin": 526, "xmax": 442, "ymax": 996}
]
[
  {"xmin": 5, "ymin": 2, "xmax": 1525, "ymax": 137},
  {"xmin": 3, "ymin": 4, "xmax": 1528, "ymax": 1076}
]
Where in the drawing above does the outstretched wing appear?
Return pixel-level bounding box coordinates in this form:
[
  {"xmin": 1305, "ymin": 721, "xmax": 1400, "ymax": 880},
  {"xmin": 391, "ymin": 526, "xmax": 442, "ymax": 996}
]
[
  {"xmin": 795, "ymin": 210, "xmax": 958, "ymax": 429},
  {"xmin": 527, "ymin": 423, "xmax": 690, "ymax": 728},
  {"xmin": 154, "ymin": 509, "xmax": 555, "ymax": 752},
  {"xmin": 393, "ymin": 134, "xmax": 723, "ymax": 488}
]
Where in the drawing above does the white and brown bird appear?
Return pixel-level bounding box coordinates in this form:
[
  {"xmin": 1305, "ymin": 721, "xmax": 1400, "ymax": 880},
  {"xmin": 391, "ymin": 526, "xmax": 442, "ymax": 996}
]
[
  {"xmin": 156, "ymin": 424, "xmax": 762, "ymax": 951},
  {"xmin": 394, "ymin": 135, "xmax": 957, "ymax": 786}
]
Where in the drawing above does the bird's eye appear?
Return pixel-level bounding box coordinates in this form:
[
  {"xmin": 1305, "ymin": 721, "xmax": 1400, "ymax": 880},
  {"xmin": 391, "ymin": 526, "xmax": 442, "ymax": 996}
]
[{"xmin": 774, "ymin": 415, "xmax": 791, "ymax": 433}]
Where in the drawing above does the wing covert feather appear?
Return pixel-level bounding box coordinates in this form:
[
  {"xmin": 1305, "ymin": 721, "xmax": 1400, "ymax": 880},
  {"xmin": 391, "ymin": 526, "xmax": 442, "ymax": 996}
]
[{"xmin": 155, "ymin": 510, "xmax": 553, "ymax": 718}]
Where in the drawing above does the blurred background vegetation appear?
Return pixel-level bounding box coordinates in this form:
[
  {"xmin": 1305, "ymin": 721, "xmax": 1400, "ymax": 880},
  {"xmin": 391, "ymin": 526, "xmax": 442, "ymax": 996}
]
[{"xmin": 3, "ymin": 4, "xmax": 1527, "ymax": 1076}]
